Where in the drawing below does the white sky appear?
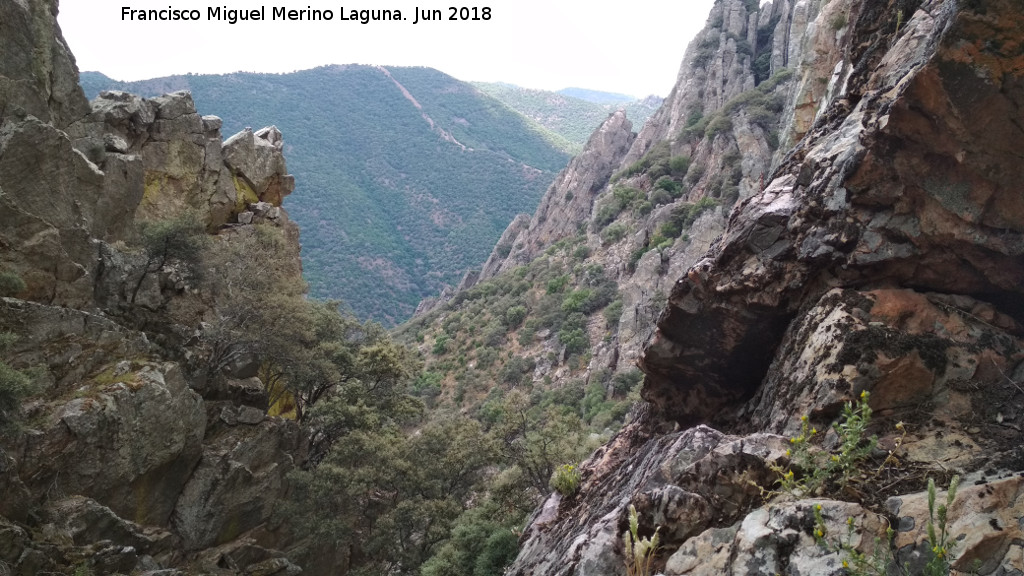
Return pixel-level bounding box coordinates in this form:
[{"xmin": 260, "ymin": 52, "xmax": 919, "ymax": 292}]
[{"xmin": 57, "ymin": 0, "xmax": 717, "ymax": 97}]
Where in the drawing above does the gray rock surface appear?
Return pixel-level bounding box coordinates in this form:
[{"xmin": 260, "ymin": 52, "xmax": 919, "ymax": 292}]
[{"xmin": 21, "ymin": 362, "xmax": 205, "ymax": 527}]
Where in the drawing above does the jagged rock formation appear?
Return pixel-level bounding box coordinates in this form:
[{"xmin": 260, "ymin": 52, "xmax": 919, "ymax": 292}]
[
  {"xmin": 0, "ymin": 0, "xmax": 304, "ymax": 573},
  {"xmin": 495, "ymin": 0, "xmax": 1024, "ymax": 573}
]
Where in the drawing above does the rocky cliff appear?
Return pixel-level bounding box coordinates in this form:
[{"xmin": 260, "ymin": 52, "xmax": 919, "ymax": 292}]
[
  {"xmin": 443, "ymin": 0, "xmax": 1023, "ymax": 573},
  {"xmin": 0, "ymin": 1, "xmax": 307, "ymax": 573}
]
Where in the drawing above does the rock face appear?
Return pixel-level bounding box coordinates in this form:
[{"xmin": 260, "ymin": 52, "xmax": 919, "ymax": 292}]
[
  {"xmin": 507, "ymin": 0, "xmax": 1024, "ymax": 574},
  {"xmin": 479, "ymin": 111, "xmax": 637, "ymax": 279},
  {"xmin": 0, "ymin": 0, "xmax": 304, "ymax": 574}
]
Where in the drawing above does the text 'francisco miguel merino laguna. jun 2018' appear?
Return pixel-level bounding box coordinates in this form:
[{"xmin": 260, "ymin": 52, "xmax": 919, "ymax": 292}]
[{"xmin": 120, "ymin": 5, "xmax": 493, "ymax": 24}]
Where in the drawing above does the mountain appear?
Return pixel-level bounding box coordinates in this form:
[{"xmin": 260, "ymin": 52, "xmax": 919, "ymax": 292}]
[
  {"xmin": 5, "ymin": 0, "xmax": 1024, "ymax": 574},
  {"xmin": 80, "ymin": 66, "xmax": 570, "ymax": 325},
  {"xmin": 473, "ymin": 82, "xmax": 662, "ymax": 154},
  {"xmin": 403, "ymin": 0, "xmax": 1024, "ymax": 573},
  {"xmin": 557, "ymin": 87, "xmax": 637, "ymax": 104}
]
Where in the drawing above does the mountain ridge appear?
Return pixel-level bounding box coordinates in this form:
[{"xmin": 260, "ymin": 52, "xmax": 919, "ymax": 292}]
[{"xmin": 80, "ymin": 65, "xmax": 571, "ymax": 325}]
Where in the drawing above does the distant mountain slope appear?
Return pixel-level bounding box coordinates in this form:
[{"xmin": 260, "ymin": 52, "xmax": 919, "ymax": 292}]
[
  {"xmin": 474, "ymin": 83, "xmax": 662, "ymax": 154},
  {"xmin": 556, "ymin": 87, "xmax": 637, "ymax": 104},
  {"xmin": 81, "ymin": 67, "xmax": 569, "ymax": 325}
]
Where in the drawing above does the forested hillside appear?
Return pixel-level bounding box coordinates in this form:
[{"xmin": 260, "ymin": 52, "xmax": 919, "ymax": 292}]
[
  {"xmin": 474, "ymin": 82, "xmax": 661, "ymax": 154},
  {"xmin": 81, "ymin": 67, "xmax": 569, "ymax": 324}
]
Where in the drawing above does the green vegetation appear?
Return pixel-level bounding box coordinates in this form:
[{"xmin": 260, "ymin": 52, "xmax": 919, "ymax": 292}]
[
  {"xmin": 386, "ymin": 235, "xmax": 643, "ymax": 574},
  {"xmin": 678, "ymin": 69, "xmax": 793, "ymax": 144},
  {"xmin": 0, "ymin": 333, "xmax": 37, "ymax": 430},
  {"xmin": 81, "ymin": 67, "xmax": 570, "ymax": 325},
  {"xmin": 474, "ymin": 83, "xmax": 661, "ymax": 155},
  {"xmin": 613, "ymin": 141, "xmax": 672, "ymax": 182},
  {"xmin": 133, "ymin": 211, "xmax": 207, "ymax": 304},
  {"xmin": 623, "ymin": 504, "xmax": 660, "ymax": 576},
  {"xmin": 774, "ymin": 391, "xmax": 878, "ymax": 497},
  {"xmin": 550, "ymin": 463, "xmax": 581, "ymax": 496},
  {"xmin": 627, "ymin": 198, "xmax": 718, "ymax": 270},
  {"xmin": 0, "ymin": 271, "xmax": 25, "ymax": 297},
  {"xmin": 811, "ymin": 475, "xmax": 962, "ymax": 576},
  {"xmin": 924, "ymin": 475, "xmax": 960, "ymax": 576}
]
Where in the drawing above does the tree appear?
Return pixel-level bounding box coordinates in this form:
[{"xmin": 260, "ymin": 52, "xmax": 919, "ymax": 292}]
[
  {"xmin": 131, "ymin": 212, "xmax": 207, "ymax": 304},
  {"xmin": 284, "ymin": 417, "xmax": 499, "ymax": 575}
]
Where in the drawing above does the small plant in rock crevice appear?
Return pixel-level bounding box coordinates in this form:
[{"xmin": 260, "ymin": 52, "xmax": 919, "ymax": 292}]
[
  {"xmin": 924, "ymin": 475, "xmax": 960, "ymax": 576},
  {"xmin": 550, "ymin": 463, "xmax": 581, "ymax": 496},
  {"xmin": 772, "ymin": 390, "xmax": 878, "ymax": 497},
  {"xmin": 810, "ymin": 475, "xmax": 961, "ymax": 576},
  {"xmin": 623, "ymin": 504, "xmax": 660, "ymax": 576}
]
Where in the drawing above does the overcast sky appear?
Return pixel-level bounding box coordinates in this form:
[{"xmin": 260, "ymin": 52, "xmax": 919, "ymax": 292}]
[{"xmin": 57, "ymin": 0, "xmax": 717, "ymax": 97}]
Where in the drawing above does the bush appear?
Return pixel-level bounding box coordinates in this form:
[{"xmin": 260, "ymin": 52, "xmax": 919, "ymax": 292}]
[
  {"xmin": 0, "ymin": 271, "xmax": 26, "ymax": 297},
  {"xmin": 649, "ymin": 189, "xmax": 672, "ymax": 207},
  {"xmin": 476, "ymin": 347, "xmax": 499, "ymax": 369},
  {"xmin": 432, "ymin": 333, "xmax": 451, "ymax": 355},
  {"xmin": 704, "ymin": 116, "xmax": 734, "ymax": 138},
  {"xmin": 668, "ymin": 156, "xmax": 690, "ymax": 178},
  {"xmin": 603, "ymin": 299, "xmax": 623, "ymax": 329},
  {"xmin": 550, "ymin": 463, "xmax": 581, "ymax": 495},
  {"xmin": 505, "ymin": 305, "xmax": 527, "ymax": 328},
  {"xmin": 546, "ymin": 275, "xmax": 569, "ymax": 294},
  {"xmin": 0, "ymin": 333, "xmax": 37, "ymax": 429},
  {"xmin": 499, "ymin": 356, "xmax": 535, "ymax": 385},
  {"xmin": 561, "ymin": 289, "xmax": 593, "ymax": 314},
  {"xmin": 557, "ymin": 328, "xmax": 588, "ymax": 355},
  {"xmin": 612, "ymin": 369, "xmax": 643, "ymax": 395},
  {"xmin": 601, "ymin": 223, "xmax": 628, "ymax": 245}
]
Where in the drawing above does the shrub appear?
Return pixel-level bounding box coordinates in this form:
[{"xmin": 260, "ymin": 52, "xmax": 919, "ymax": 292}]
[
  {"xmin": 557, "ymin": 328, "xmax": 588, "ymax": 355},
  {"xmin": 704, "ymin": 116, "xmax": 734, "ymax": 138},
  {"xmin": 546, "ymin": 275, "xmax": 569, "ymax": 294},
  {"xmin": 550, "ymin": 463, "xmax": 581, "ymax": 496},
  {"xmin": 482, "ymin": 321, "xmax": 506, "ymax": 347},
  {"xmin": 505, "ymin": 305, "xmax": 527, "ymax": 328},
  {"xmin": 0, "ymin": 333, "xmax": 37, "ymax": 429},
  {"xmin": 476, "ymin": 347, "xmax": 499, "ymax": 369},
  {"xmin": 0, "ymin": 271, "xmax": 26, "ymax": 297},
  {"xmin": 611, "ymin": 369, "xmax": 643, "ymax": 395},
  {"xmin": 649, "ymin": 189, "xmax": 672, "ymax": 207},
  {"xmin": 432, "ymin": 333, "xmax": 451, "ymax": 355},
  {"xmin": 593, "ymin": 201, "xmax": 622, "ymax": 230},
  {"xmin": 774, "ymin": 391, "xmax": 878, "ymax": 497},
  {"xmin": 561, "ymin": 289, "xmax": 593, "ymax": 314},
  {"xmin": 601, "ymin": 223, "xmax": 628, "ymax": 245},
  {"xmin": 669, "ymin": 155, "xmax": 691, "ymax": 176},
  {"xmin": 499, "ymin": 356, "xmax": 535, "ymax": 385},
  {"xmin": 753, "ymin": 52, "xmax": 773, "ymax": 84},
  {"xmin": 603, "ymin": 299, "xmax": 623, "ymax": 329}
]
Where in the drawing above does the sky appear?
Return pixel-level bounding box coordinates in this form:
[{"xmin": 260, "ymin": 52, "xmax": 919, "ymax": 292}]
[{"xmin": 57, "ymin": 0, "xmax": 717, "ymax": 97}]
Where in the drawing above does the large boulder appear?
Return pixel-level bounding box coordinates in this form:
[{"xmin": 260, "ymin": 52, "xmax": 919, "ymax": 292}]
[
  {"xmin": 172, "ymin": 416, "xmax": 302, "ymax": 550},
  {"xmin": 20, "ymin": 362, "xmax": 205, "ymax": 527},
  {"xmin": 222, "ymin": 126, "xmax": 295, "ymax": 207}
]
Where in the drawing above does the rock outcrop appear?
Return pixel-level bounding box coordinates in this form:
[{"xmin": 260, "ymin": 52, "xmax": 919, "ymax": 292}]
[
  {"xmin": 0, "ymin": 0, "xmax": 304, "ymax": 574},
  {"xmin": 505, "ymin": 0, "xmax": 1024, "ymax": 574},
  {"xmin": 478, "ymin": 111, "xmax": 637, "ymax": 279}
]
